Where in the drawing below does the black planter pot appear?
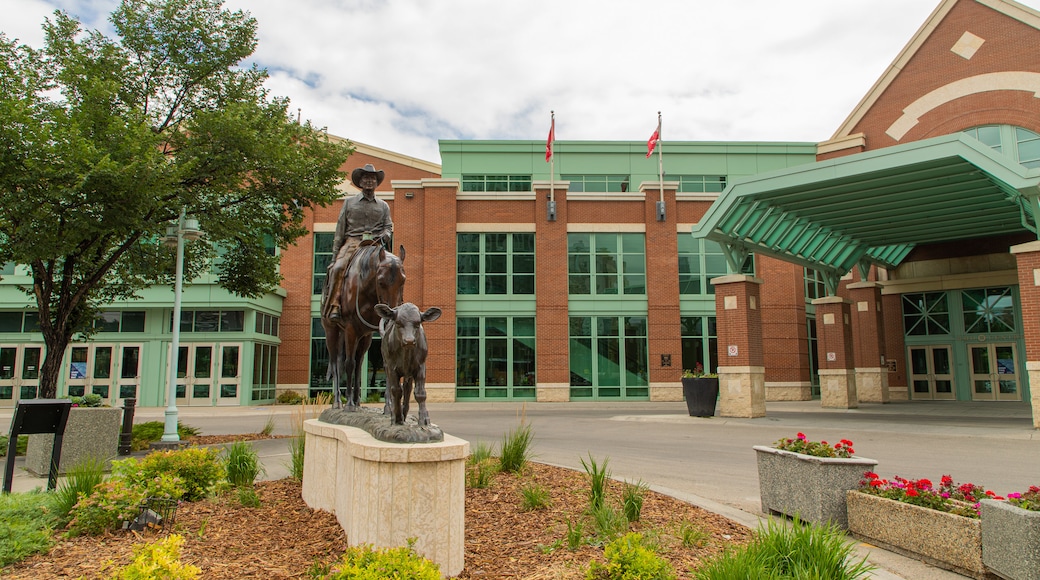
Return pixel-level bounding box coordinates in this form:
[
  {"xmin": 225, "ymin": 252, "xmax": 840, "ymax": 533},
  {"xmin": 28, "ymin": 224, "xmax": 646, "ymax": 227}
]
[{"xmin": 681, "ymin": 377, "xmax": 719, "ymax": 417}]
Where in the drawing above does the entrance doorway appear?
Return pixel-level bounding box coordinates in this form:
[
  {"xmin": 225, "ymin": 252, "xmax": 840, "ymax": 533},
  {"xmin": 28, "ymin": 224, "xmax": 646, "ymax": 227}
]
[
  {"xmin": 908, "ymin": 345, "xmax": 955, "ymax": 400},
  {"xmin": 969, "ymin": 343, "xmax": 1020, "ymax": 401},
  {"xmin": 169, "ymin": 343, "xmax": 242, "ymax": 406},
  {"xmin": 0, "ymin": 345, "xmax": 42, "ymax": 407},
  {"xmin": 66, "ymin": 344, "xmax": 141, "ymax": 405}
]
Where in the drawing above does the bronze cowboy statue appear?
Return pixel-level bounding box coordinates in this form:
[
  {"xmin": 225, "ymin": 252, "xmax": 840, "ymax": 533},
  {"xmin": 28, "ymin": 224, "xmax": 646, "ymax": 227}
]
[{"xmin": 321, "ymin": 164, "xmax": 406, "ymax": 410}]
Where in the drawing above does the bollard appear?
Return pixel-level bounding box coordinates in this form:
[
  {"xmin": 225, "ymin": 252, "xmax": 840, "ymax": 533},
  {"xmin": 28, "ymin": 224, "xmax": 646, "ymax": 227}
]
[{"xmin": 118, "ymin": 398, "xmax": 136, "ymax": 456}]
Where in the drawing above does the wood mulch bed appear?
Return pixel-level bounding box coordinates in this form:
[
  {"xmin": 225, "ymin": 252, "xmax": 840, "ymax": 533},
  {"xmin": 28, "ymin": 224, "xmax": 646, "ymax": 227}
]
[{"xmin": 3, "ymin": 440, "xmax": 751, "ymax": 579}]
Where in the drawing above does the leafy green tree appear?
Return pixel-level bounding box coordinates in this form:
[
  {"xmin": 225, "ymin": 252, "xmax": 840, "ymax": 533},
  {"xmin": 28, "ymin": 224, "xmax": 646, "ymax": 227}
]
[{"xmin": 0, "ymin": 0, "xmax": 352, "ymax": 398}]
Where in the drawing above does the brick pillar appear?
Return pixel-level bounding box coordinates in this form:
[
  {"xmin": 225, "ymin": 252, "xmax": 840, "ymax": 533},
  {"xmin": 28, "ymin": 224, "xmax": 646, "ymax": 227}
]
[
  {"xmin": 848, "ymin": 282, "xmax": 889, "ymax": 403},
  {"xmin": 641, "ymin": 182, "xmax": 682, "ymax": 402},
  {"xmin": 712, "ymin": 274, "xmax": 765, "ymax": 418},
  {"xmin": 813, "ymin": 296, "xmax": 857, "ymax": 409},
  {"xmin": 1010, "ymin": 241, "xmax": 1040, "ymax": 428},
  {"xmin": 408, "ymin": 179, "xmax": 458, "ymax": 402},
  {"xmin": 534, "ymin": 184, "xmax": 571, "ymax": 402}
]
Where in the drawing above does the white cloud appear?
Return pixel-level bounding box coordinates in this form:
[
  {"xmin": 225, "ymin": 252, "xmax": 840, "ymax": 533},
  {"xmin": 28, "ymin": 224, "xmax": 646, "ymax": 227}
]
[{"xmin": 4, "ymin": 0, "xmax": 1038, "ymax": 163}]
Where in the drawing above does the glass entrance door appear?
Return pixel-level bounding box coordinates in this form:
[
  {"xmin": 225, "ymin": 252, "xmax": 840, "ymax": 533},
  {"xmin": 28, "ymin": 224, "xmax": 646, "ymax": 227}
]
[
  {"xmin": 115, "ymin": 345, "xmax": 141, "ymax": 405},
  {"xmin": 908, "ymin": 346, "xmax": 954, "ymax": 400},
  {"xmin": 67, "ymin": 345, "xmax": 115, "ymax": 401},
  {"xmin": 969, "ymin": 343, "xmax": 1020, "ymax": 401},
  {"xmin": 216, "ymin": 344, "xmax": 241, "ymax": 406},
  {"xmin": 0, "ymin": 345, "xmax": 41, "ymax": 407},
  {"xmin": 171, "ymin": 344, "xmax": 215, "ymax": 406}
]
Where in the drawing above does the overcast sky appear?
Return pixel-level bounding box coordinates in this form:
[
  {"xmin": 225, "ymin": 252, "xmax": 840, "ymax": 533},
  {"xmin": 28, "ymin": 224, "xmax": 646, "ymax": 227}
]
[{"xmin": 6, "ymin": 0, "xmax": 1040, "ymax": 164}]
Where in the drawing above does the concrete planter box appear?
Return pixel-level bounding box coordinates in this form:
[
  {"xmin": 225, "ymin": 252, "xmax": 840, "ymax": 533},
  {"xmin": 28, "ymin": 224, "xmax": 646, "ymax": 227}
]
[
  {"xmin": 847, "ymin": 490, "xmax": 988, "ymax": 579},
  {"xmin": 25, "ymin": 407, "xmax": 121, "ymax": 476},
  {"xmin": 753, "ymin": 445, "xmax": 876, "ymax": 529},
  {"xmin": 981, "ymin": 499, "xmax": 1040, "ymax": 580}
]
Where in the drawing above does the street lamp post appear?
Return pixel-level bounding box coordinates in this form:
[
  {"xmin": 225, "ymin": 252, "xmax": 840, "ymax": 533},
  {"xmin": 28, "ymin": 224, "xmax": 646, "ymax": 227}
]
[{"xmin": 158, "ymin": 208, "xmax": 201, "ymax": 446}]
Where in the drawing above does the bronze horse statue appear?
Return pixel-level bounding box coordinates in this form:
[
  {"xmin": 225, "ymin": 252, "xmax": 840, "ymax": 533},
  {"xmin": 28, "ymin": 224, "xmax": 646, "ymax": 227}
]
[{"xmin": 322, "ymin": 242, "xmax": 406, "ymax": 410}]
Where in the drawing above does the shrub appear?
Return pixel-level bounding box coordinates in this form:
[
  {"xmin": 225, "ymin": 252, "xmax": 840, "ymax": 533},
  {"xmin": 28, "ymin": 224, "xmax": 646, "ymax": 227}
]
[
  {"xmin": 71, "ymin": 393, "xmax": 104, "ymax": 407},
  {"xmin": 130, "ymin": 421, "xmax": 201, "ymax": 451},
  {"xmin": 116, "ymin": 447, "xmax": 223, "ymax": 501},
  {"xmin": 107, "ymin": 534, "xmax": 201, "ymax": 579},
  {"xmin": 51, "ymin": 457, "xmax": 106, "ymax": 524},
  {"xmin": 1008, "ymin": 485, "xmax": 1040, "ymax": 511},
  {"xmin": 622, "ymin": 479, "xmax": 648, "ymax": 523},
  {"xmin": 694, "ymin": 518, "xmax": 873, "ymax": 580},
  {"xmin": 67, "ymin": 479, "xmax": 146, "ymax": 536},
  {"xmin": 223, "ymin": 441, "xmax": 265, "ymax": 488},
  {"xmin": 0, "ymin": 435, "xmax": 29, "ymax": 457},
  {"xmin": 499, "ymin": 421, "xmax": 534, "ymax": 474},
  {"xmin": 0, "ymin": 491, "xmax": 55, "ymax": 566},
  {"xmin": 773, "ymin": 432, "xmax": 854, "ymax": 458},
  {"xmin": 858, "ymin": 472, "xmax": 999, "ymax": 518},
  {"xmin": 520, "ymin": 482, "xmax": 551, "ymax": 511},
  {"xmin": 276, "ymin": 390, "xmax": 303, "ymax": 405},
  {"xmin": 581, "ymin": 453, "xmax": 610, "ymax": 511},
  {"xmin": 67, "ymin": 470, "xmax": 185, "ymax": 536},
  {"xmin": 586, "ymin": 532, "xmax": 675, "ymax": 580},
  {"xmin": 320, "ymin": 541, "xmax": 440, "ymax": 579}
]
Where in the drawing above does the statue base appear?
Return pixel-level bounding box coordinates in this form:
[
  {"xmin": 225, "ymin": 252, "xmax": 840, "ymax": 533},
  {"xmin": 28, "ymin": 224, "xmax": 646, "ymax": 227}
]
[
  {"xmin": 301, "ymin": 419, "xmax": 468, "ymax": 577},
  {"xmin": 318, "ymin": 405, "xmax": 444, "ymax": 443}
]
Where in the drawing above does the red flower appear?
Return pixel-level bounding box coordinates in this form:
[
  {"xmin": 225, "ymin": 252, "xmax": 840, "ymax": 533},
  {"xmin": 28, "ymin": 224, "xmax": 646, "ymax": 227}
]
[
  {"xmin": 906, "ymin": 489, "xmax": 919, "ymax": 497},
  {"xmin": 796, "ymin": 432, "xmax": 806, "ymax": 440}
]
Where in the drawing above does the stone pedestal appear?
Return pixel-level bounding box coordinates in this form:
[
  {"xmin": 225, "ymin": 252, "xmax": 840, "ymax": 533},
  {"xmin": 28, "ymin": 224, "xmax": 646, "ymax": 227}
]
[
  {"xmin": 25, "ymin": 407, "xmax": 121, "ymax": 476},
  {"xmin": 301, "ymin": 419, "xmax": 468, "ymax": 578}
]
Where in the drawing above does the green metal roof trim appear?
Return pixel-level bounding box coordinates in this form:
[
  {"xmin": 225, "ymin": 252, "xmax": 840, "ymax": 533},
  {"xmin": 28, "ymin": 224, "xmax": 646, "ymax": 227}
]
[{"xmin": 692, "ymin": 133, "xmax": 1040, "ymax": 286}]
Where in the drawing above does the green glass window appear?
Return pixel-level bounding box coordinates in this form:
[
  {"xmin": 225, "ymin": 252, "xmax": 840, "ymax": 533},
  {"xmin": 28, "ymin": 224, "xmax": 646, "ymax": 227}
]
[
  {"xmin": 902, "ymin": 292, "xmax": 951, "ymax": 336},
  {"xmin": 456, "ymin": 233, "xmax": 535, "ymax": 295},
  {"xmin": 804, "ymin": 268, "xmax": 828, "ymax": 301},
  {"xmin": 679, "ymin": 237, "xmax": 752, "ymax": 295},
  {"xmin": 963, "ymin": 125, "xmax": 1040, "ymax": 169},
  {"xmin": 313, "ymin": 232, "xmax": 334, "ymax": 295},
  {"xmin": 561, "ymin": 174, "xmax": 630, "ymax": 193},
  {"xmin": 675, "ymin": 175, "xmax": 727, "ymax": 193},
  {"xmin": 455, "ymin": 316, "xmax": 536, "ymax": 400},
  {"xmin": 962, "ymin": 286, "xmax": 1015, "ymax": 334},
  {"xmin": 252, "ymin": 343, "xmax": 277, "ymax": 401},
  {"xmin": 568, "ymin": 315, "xmax": 648, "ymax": 399},
  {"xmin": 94, "ymin": 311, "xmax": 146, "ymax": 333},
  {"xmin": 0, "ymin": 312, "xmax": 22, "ymax": 333},
  {"xmin": 568, "ymin": 233, "xmax": 645, "ymax": 295},
  {"xmin": 681, "ymin": 316, "xmax": 717, "ymax": 375},
  {"xmin": 461, "ymin": 175, "xmax": 532, "ymax": 192}
]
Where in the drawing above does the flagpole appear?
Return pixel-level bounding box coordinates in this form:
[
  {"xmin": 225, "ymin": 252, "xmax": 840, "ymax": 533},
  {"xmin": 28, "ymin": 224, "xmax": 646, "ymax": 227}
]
[
  {"xmin": 550, "ymin": 111, "xmax": 555, "ymax": 203},
  {"xmin": 657, "ymin": 111, "xmax": 664, "ymax": 205}
]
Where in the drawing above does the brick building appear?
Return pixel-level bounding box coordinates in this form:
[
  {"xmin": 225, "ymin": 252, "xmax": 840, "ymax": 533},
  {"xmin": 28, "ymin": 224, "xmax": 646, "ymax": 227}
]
[{"xmin": 4, "ymin": 0, "xmax": 1039, "ymax": 429}]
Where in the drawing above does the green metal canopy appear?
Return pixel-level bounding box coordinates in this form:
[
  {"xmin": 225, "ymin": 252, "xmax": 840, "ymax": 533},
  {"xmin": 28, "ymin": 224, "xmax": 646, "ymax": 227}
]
[{"xmin": 692, "ymin": 133, "xmax": 1040, "ymax": 294}]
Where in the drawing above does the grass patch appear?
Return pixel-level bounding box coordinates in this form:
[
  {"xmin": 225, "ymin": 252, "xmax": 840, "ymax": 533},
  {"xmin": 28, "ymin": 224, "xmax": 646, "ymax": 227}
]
[
  {"xmin": 694, "ymin": 517, "xmax": 874, "ymax": 579},
  {"xmin": 0, "ymin": 435, "xmax": 29, "ymax": 457},
  {"xmin": 580, "ymin": 453, "xmax": 610, "ymax": 510},
  {"xmin": 622, "ymin": 479, "xmax": 648, "ymax": 523},
  {"xmin": 224, "ymin": 441, "xmax": 265, "ymax": 488},
  {"xmin": 499, "ymin": 421, "xmax": 534, "ymax": 474},
  {"xmin": 130, "ymin": 421, "xmax": 201, "ymax": 451},
  {"xmin": 519, "ymin": 482, "xmax": 551, "ymax": 511},
  {"xmin": 51, "ymin": 457, "xmax": 107, "ymax": 525},
  {"xmin": 0, "ymin": 491, "xmax": 56, "ymax": 566}
]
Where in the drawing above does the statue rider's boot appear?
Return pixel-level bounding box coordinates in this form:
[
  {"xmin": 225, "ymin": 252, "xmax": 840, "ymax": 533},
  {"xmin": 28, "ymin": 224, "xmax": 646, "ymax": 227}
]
[{"xmin": 328, "ymin": 304, "xmax": 341, "ymax": 321}]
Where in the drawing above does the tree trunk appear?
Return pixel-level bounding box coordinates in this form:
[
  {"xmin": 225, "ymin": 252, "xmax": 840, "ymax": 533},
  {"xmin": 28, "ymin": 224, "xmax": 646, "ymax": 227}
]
[{"xmin": 38, "ymin": 332, "xmax": 72, "ymax": 399}]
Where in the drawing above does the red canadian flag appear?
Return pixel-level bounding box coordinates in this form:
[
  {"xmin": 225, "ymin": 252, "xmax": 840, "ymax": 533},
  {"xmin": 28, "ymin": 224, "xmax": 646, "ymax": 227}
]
[
  {"xmin": 646, "ymin": 118, "xmax": 661, "ymax": 158},
  {"xmin": 546, "ymin": 115, "xmax": 555, "ymax": 162}
]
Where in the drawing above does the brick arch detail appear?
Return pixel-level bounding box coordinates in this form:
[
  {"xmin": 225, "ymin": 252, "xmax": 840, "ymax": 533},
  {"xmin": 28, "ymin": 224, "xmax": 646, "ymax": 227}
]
[{"xmin": 885, "ymin": 71, "xmax": 1040, "ymax": 141}]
